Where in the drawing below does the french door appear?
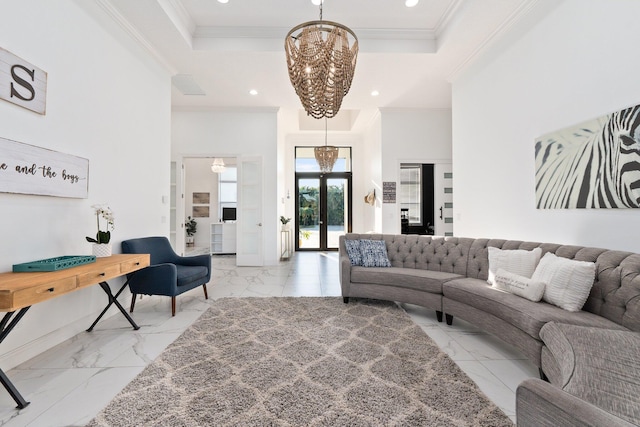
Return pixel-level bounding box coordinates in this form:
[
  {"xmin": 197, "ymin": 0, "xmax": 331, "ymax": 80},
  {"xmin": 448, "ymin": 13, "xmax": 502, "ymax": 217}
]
[
  {"xmin": 296, "ymin": 172, "xmax": 352, "ymax": 251},
  {"xmin": 236, "ymin": 156, "xmax": 263, "ymax": 266},
  {"xmin": 434, "ymin": 163, "xmax": 454, "ymax": 236}
]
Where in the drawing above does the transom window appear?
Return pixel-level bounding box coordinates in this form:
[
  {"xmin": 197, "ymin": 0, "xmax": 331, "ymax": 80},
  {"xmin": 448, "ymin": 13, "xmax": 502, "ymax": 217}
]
[{"xmin": 295, "ymin": 147, "xmax": 352, "ymax": 172}]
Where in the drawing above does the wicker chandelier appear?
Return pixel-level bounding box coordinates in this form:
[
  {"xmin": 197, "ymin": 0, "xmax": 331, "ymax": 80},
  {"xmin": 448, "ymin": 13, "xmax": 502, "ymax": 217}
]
[
  {"xmin": 315, "ymin": 118, "xmax": 339, "ymax": 173},
  {"xmin": 285, "ymin": 1, "xmax": 358, "ymax": 119}
]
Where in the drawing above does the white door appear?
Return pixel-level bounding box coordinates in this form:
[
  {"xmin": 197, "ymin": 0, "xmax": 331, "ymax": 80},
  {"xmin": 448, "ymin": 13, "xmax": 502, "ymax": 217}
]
[
  {"xmin": 434, "ymin": 163, "xmax": 453, "ymax": 236},
  {"xmin": 172, "ymin": 159, "xmax": 186, "ymax": 255},
  {"xmin": 236, "ymin": 156, "xmax": 263, "ymax": 266}
]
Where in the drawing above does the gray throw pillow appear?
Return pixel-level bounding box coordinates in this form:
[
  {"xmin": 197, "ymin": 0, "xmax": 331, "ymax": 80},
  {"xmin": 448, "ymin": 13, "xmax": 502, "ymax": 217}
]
[
  {"xmin": 344, "ymin": 239, "xmax": 362, "ymax": 266},
  {"xmin": 360, "ymin": 239, "xmax": 391, "ymax": 268}
]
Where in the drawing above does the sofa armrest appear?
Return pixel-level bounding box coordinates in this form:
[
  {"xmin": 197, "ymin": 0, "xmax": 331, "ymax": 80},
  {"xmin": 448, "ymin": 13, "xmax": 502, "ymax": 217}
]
[
  {"xmin": 127, "ymin": 263, "xmax": 179, "ymax": 297},
  {"xmin": 516, "ymin": 379, "xmax": 635, "ymax": 427},
  {"xmin": 338, "ymin": 235, "xmax": 352, "ymax": 297}
]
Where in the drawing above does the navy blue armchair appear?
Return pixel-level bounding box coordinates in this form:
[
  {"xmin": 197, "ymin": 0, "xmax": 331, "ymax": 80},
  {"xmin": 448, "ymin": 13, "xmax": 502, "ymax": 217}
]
[{"xmin": 121, "ymin": 236, "xmax": 211, "ymax": 316}]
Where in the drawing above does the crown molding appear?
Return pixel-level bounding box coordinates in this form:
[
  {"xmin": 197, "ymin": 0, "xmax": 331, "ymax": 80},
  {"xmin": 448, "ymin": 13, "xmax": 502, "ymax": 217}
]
[
  {"xmin": 172, "ymin": 105, "xmax": 280, "ymax": 113},
  {"xmin": 193, "ymin": 26, "xmax": 436, "ymax": 53},
  {"xmin": 95, "ymin": 0, "xmax": 177, "ymax": 74},
  {"xmin": 434, "ymin": 0, "xmax": 463, "ymax": 38},
  {"xmin": 194, "ymin": 26, "xmax": 435, "ymax": 41},
  {"xmin": 446, "ymin": 0, "xmax": 540, "ymax": 82},
  {"xmin": 157, "ymin": 0, "xmax": 195, "ymax": 48}
]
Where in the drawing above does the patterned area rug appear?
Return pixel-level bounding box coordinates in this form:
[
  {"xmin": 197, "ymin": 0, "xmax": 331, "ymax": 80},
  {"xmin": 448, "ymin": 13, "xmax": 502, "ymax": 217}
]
[{"xmin": 87, "ymin": 298, "xmax": 512, "ymax": 426}]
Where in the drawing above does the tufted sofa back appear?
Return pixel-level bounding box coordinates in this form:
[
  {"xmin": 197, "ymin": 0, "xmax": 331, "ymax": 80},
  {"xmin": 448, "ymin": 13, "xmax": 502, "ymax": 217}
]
[
  {"xmin": 347, "ymin": 234, "xmax": 471, "ymax": 275},
  {"xmin": 342, "ymin": 233, "xmax": 640, "ymax": 332}
]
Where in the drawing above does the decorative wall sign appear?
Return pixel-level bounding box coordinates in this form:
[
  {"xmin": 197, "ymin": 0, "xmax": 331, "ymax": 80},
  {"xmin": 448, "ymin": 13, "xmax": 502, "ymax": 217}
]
[
  {"xmin": 0, "ymin": 137, "xmax": 89, "ymax": 198},
  {"xmin": 0, "ymin": 48, "xmax": 47, "ymax": 115},
  {"xmin": 383, "ymin": 181, "xmax": 396, "ymax": 203},
  {"xmin": 192, "ymin": 192, "xmax": 210, "ymax": 204},
  {"xmin": 535, "ymin": 104, "xmax": 640, "ymax": 208},
  {"xmin": 192, "ymin": 206, "xmax": 210, "ymax": 218}
]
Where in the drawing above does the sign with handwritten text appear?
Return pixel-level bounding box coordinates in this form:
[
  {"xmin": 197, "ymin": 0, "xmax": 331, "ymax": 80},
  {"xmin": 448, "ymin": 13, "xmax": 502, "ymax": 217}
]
[
  {"xmin": 0, "ymin": 137, "xmax": 88, "ymax": 198},
  {"xmin": 0, "ymin": 48, "xmax": 47, "ymax": 115},
  {"xmin": 383, "ymin": 181, "xmax": 396, "ymax": 203}
]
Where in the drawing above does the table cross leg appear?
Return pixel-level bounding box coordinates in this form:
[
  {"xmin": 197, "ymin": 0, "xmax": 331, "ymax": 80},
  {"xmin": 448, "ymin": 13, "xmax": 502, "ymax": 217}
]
[
  {"xmin": 86, "ymin": 281, "xmax": 139, "ymax": 332},
  {"xmin": 0, "ymin": 308, "xmax": 31, "ymax": 409}
]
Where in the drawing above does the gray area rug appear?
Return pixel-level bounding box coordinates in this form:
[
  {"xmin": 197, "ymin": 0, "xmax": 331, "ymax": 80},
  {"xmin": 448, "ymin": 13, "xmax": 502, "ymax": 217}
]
[{"xmin": 87, "ymin": 297, "xmax": 513, "ymax": 426}]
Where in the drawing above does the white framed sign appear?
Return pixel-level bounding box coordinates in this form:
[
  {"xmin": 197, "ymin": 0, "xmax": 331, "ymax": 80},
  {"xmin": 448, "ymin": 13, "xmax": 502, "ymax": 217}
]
[
  {"xmin": 0, "ymin": 47, "xmax": 47, "ymax": 115},
  {"xmin": 0, "ymin": 137, "xmax": 89, "ymax": 198}
]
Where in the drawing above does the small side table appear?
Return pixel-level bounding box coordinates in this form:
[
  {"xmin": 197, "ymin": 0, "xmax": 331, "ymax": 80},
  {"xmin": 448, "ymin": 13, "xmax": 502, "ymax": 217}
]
[{"xmin": 281, "ymin": 229, "xmax": 291, "ymax": 260}]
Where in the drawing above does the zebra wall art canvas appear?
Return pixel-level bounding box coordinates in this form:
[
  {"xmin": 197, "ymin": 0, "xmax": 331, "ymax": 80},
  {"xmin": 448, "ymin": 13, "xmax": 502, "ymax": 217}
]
[{"xmin": 535, "ymin": 104, "xmax": 640, "ymax": 209}]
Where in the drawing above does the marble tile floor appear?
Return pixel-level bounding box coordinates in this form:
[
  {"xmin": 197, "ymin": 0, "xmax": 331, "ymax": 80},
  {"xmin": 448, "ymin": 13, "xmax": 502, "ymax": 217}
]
[{"xmin": 0, "ymin": 252, "xmax": 537, "ymax": 426}]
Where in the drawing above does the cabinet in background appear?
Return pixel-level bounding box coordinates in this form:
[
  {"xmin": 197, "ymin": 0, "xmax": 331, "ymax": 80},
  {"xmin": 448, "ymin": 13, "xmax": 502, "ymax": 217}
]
[{"xmin": 210, "ymin": 223, "xmax": 237, "ymax": 254}]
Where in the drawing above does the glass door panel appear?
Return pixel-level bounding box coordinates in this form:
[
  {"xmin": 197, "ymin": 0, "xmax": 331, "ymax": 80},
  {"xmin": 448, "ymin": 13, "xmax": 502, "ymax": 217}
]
[
  {"xmin": 298, "ymin": 178, "xmax": 320, "ymax": 249},
  {"xmin": 296, "ymin": 174, "xmax": 351, "ymax": 251},
  {"xmin": 434, "ymin": 163, "xmax": 453, "ymax": 237},
  {"xmin": 326, "ymin": 178, "xmax": 347, "ymax": 250}
]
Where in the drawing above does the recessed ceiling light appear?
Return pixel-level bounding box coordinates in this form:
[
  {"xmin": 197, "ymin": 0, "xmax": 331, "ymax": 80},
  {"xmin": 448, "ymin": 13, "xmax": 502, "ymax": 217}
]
[
  {"xmin": 311, "ymin": 0, "xmax": 324, "ymax": 5},
  {"xmin": 371, "ymin": 90, "xmax": 380, "ymax": 97},
  {"xmin": 218, "ymin": 0, "xmax": 229, "ymax": 3},
  {"xmin": 405, "ymin": 0, "xmax": 419, "ymax": 7},
  {"xmin": 249, "ymin": 89, "xmax": 258, "ymax": 96}
]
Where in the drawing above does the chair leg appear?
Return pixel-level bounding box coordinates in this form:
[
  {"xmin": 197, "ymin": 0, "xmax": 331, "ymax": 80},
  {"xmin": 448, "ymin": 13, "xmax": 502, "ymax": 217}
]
[
  {"xmin": 130, "ymin": 294, "xmax": 137, "ymax": 313},
  {"xmin": 171, "ymin": 297, "xmax": 176, "ymax": 317},
  {"xmin": 202, "ymin": 284, "xmax": 209, "ymax": 300}
]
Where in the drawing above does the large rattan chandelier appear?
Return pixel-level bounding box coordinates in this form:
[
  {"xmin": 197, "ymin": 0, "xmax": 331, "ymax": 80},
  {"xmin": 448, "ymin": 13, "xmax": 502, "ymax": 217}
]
[
  {"xmin": 285, "ymin": 1, "xmax": 358, "ymax": 119},
  {"xmin": 315, "ymin": 118, "xmax": 339, "ymax": 173}
]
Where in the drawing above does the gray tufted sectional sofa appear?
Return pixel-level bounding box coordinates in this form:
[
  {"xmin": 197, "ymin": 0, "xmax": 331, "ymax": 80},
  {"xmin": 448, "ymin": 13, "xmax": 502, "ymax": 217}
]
[{"xmin": 339, "ymin": 233, "xmax": 640, "ymax": 426}]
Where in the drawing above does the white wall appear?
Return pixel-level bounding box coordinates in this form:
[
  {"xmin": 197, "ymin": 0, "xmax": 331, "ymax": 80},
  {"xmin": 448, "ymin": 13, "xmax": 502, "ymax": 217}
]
[
  {"xmin": 380, "ymin": 109, "xmax": 453, "ymax": 234},
  {"xmin": 0, "ymin": 0, "xmax": 171, "ymax": 368},
  {"xmin": 452, "ymin": 0, "xmax": 640, "ymax": 252},
  {"xmin": 360, "ymin": 112, "xmax": 382, "ymax": 233},
  {"xmin": 172, "ymin": 108, "xmax": 278, "ymax": 264}
]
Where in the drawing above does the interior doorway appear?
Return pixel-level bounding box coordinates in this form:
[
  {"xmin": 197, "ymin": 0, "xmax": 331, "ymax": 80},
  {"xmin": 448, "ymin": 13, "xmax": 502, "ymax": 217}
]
[
  {"xmin": 399, "ymin": 162, "xmax": 453, "ymax": 236},
  {"xmin": 170, "ymin": 156, "xmax": 238, "ymax": 257},
  {"xmin": 296, "ymin": 173, "xmax": 352, "ymax": 251},
  {"xmin": 294, "ymin": 146, "xmax": 353, "ymax": 251}
]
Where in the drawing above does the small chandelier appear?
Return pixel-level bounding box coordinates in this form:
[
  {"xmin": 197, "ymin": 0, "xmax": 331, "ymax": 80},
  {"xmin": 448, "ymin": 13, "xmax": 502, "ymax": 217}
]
[
  {"xmin": 211, "ymin": 158, "xmax": 226, "ymax": 173},
  {"xmin": 285, "ymin": 1, "xmax": 358, "ymax": 119},
  {"xmin": 315, "ymin": 118, "xmax": 339, "ymax": 173}
]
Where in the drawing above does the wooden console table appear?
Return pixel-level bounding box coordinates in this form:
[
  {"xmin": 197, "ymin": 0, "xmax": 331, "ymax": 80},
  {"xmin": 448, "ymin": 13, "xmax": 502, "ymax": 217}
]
[{"xmin": 0, "ymin": 254, "xmax": 150, "ymax": 409}]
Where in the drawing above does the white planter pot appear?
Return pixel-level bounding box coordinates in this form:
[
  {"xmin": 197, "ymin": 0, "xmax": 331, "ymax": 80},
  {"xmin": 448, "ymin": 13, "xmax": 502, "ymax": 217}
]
[{"xmin": 92, "ymin": 243, "xmax": 112, "ymax": 257}]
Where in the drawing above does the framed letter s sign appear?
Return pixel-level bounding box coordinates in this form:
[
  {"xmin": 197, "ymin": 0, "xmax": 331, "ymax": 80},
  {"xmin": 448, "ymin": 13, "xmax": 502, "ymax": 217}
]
[{"xmin": 0, "ymin": 47, "xmax": 47, "ymax": 115}]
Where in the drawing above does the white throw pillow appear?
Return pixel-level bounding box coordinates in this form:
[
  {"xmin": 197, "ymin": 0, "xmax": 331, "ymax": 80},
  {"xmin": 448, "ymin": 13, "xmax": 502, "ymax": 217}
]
[
  {"xmin": 532, "ymin": 252, "xmax": 596, "ymax": 312},
  {"xmin": 487, "ymin": 247, "xmax": 542, "ymax": 286},
  {"xmin": 494, "ymin": 268, "xmax": 546, "ymax": 302}
]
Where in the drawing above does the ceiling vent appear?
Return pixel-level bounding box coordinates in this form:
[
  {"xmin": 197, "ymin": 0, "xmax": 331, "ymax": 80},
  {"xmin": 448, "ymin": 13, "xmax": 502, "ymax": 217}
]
[{"xmin": 172, "ymin": 74, "xmax": 206, "ymax": 95}]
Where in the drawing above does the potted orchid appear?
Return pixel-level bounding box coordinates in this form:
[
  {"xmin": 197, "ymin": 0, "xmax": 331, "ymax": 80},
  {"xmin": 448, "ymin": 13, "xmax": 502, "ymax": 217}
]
[{"xmin": 86, "ymin": 204, "xmax": 115, "ymax": 257}]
